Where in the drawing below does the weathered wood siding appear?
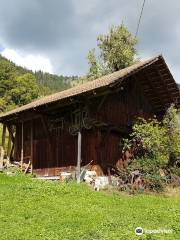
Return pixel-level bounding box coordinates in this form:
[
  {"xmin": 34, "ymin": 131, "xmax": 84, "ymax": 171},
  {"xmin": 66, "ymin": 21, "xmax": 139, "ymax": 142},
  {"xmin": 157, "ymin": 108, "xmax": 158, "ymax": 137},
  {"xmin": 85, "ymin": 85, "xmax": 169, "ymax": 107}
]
[{"xmin": 14, "ymin": 77, "xmax": 154, "ymax": 175}]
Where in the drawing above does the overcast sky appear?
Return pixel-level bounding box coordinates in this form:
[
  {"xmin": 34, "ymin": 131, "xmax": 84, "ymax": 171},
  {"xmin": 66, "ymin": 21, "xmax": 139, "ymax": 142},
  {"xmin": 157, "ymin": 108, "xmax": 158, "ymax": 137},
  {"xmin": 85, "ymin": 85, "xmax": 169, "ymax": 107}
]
[{"xmin": 0, "ymin": 0, "xmax": 179, "ymax": 83}]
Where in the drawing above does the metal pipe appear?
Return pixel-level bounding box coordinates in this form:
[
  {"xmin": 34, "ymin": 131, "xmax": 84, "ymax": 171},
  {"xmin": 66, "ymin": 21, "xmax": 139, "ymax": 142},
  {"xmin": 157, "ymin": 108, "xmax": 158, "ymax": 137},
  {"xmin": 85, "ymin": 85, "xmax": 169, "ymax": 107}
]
[{"xmin": 20, "ymin": 122, "xmax": 24, "ymax": 170}]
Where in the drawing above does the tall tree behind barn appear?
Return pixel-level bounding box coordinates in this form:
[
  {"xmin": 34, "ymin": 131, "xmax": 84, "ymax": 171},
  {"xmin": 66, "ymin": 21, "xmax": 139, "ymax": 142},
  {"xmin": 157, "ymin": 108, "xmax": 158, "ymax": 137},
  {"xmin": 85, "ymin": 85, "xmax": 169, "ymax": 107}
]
[{"xmin": 0, "ymin": 55, "xmax": 179, "ymax": 176}]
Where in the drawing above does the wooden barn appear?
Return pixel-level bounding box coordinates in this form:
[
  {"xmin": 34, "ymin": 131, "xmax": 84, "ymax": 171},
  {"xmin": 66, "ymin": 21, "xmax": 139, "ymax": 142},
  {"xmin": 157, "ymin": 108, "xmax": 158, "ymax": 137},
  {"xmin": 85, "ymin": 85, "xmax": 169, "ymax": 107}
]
[{"xmin": 0, "ymin": 55, "xmax": 179, "ymax": 177}]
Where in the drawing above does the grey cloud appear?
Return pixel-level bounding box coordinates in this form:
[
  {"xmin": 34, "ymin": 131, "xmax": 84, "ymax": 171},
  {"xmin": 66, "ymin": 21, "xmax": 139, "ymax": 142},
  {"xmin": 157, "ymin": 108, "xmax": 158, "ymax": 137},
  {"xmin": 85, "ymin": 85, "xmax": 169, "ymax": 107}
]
[
  {"xmin": 0, "ymin": 0, "xmax": 75, "ymax": 50},
  {"xmin": 0, "ymin": 0, "xmax": 179, "ymax": 82}
]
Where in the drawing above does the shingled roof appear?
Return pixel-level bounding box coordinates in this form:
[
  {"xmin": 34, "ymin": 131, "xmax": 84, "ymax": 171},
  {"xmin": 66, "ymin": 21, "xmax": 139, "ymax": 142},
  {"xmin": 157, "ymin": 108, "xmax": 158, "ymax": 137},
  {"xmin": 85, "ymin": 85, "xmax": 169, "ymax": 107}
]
[{"xmin": 0, "ymin": 55, "xmax": 179, "ymax": 120}]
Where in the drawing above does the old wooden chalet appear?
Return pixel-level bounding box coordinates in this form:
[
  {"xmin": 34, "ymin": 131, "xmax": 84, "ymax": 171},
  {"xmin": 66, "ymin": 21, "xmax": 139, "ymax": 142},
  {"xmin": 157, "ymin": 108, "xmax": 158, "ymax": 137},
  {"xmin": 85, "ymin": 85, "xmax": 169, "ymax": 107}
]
[{"xmin": 0, "ymin": 55, "xmax": 179, "ymax": 177}]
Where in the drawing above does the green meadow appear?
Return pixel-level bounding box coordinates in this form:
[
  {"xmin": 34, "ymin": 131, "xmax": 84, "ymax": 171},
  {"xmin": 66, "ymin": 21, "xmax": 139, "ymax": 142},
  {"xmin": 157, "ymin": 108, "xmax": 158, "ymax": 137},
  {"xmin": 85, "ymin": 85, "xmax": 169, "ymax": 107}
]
[{"xmin": 0, "ymin": 174, "xmax": 179, "ymax": 240}]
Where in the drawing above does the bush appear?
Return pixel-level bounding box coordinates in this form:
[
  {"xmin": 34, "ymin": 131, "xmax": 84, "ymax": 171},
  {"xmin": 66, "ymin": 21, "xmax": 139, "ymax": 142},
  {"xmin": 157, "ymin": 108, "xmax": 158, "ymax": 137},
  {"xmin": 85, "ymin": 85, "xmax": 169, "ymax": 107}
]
[
  {"xmin": 121, "ymin": 105, "xmax": 180, "ymax": 192},
  {"xmin": 145, "ymin": 174, "xmax": 165, "ymax": 192},
  {"xmin": 117, "ymin": 158, "xmax": 166, "ymax": 192}
]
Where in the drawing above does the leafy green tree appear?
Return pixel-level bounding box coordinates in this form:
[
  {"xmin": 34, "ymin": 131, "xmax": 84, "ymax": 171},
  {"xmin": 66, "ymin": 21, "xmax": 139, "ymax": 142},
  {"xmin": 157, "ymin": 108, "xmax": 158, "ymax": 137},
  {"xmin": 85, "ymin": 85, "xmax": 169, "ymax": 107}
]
[
  {"xmin": 0, "ymin": 54, "xmax": 78, "ymax": 112},
  {"xmin": 123, "ymin": 105, "xmax": 180, "ymax": 165},
  {"xmin": 87, "ymin": 24, "xmax": 138, "ymax": 80},
  {"xmin": 10, "ymin": 73, "xmax": 40, "ymax": 106},
  {"xmin": 123, "ymin": 118, "xmax": 168, "ymax": 163},
  {"xmin": 0, "ymin": 98, "xmax": 7, "ymax": 112},
  {"xmin": 87, "ymin": 49, "xmax": 101, "ymax": 80},
  {"xmin": 0, "ymin": 56, "xmax": 18, "ymax": 97}
]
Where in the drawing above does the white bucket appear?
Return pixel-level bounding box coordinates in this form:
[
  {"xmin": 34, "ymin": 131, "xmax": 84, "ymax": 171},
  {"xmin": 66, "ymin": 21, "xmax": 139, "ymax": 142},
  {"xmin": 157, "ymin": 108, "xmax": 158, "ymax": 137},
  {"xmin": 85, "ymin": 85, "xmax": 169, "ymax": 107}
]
[{"xmin": 60, "ymin": 172, "xmax": 72, "ymax": 182}]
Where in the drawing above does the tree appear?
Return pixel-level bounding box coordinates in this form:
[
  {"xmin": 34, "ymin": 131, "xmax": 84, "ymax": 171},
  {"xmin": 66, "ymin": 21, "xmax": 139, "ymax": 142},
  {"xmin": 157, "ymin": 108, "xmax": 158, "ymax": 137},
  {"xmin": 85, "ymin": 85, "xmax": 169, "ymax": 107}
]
[
  {"xmin": 34, "ymin": 71, "xmax": 75, "ymax": 94},
  {"xmin": 87, "ymin": 49, "xmax": 99, "ymax": 79},
  {"xmin": 123, "ymin": 118, "xmax": 168, "ymax": 162},
  {"xmin": 123, "ymin": 105, "xmax": 180, "ymax": 165},
  {"xmin": 0, "ymin": 54, "xmax": 78, "ymax": 112},
  {"xmin": 10, "ymin": 73, "xmax": 40, "ymax": 106},
  {"xmin": 87, "ymin": 24, "xmax": 138, "ymax": 80},
  {"xmin": 0, "ymin": 56, "xmax": 18, "ymax": 97}
]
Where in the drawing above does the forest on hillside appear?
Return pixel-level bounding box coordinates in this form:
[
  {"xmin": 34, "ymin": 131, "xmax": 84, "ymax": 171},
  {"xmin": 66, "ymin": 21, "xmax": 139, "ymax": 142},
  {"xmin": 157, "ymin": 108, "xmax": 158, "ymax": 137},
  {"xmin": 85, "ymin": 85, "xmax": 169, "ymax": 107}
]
[{"xmin": 0, "ymin": 54, "xmax": 78, "ymax": 112}]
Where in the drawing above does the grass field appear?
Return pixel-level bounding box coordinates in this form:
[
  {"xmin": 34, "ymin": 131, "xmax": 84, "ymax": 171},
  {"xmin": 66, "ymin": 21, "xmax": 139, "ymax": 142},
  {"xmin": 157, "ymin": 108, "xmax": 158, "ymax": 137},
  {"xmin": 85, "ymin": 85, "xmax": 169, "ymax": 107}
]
[{"xmin": 0, "ymin": 173, "xmax": 179, "ymax": 240}]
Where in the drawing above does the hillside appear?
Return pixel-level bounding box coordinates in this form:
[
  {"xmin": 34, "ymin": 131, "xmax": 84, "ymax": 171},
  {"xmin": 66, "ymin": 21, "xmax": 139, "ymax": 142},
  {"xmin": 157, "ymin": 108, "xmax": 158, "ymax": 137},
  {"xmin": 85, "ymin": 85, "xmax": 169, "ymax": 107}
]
[
  {"xmin": 34, "ymin": 71, "xmax": 78, "ymax": 95},
  {"xmin": 0, "ymin": 54, "xmax": 78, "ymax": 93},
  {"xmin": 0, "ymin": 54, "xmax": 78, "ymax": 112}
]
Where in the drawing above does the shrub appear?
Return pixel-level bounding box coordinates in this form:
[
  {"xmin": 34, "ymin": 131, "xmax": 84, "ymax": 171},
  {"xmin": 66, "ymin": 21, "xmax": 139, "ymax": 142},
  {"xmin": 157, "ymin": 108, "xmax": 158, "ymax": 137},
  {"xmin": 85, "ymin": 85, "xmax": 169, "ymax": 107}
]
[{"xmin": 121, "ymin": 105, "xmax": 180, "ymax": 192}]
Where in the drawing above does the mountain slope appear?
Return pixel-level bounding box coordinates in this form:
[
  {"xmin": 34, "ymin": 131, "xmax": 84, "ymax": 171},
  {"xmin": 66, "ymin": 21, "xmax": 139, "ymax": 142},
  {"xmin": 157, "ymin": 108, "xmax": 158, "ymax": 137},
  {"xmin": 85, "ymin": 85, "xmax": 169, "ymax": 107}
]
[
  {"xmin": 0, "ymin": 54, "xmax": 78, "ymax": 112},
  {"xmin": 0, "ymin": 54, "xmax": 77, "ymax": 94}
]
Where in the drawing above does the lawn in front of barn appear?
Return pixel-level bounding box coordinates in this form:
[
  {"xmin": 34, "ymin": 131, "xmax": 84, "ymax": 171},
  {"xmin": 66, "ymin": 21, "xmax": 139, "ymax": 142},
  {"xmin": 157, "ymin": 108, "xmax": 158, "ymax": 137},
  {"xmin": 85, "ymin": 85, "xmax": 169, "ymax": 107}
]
[{"xmin": 0, "ymin": 173, "xmax": 179, "ymax": 240}]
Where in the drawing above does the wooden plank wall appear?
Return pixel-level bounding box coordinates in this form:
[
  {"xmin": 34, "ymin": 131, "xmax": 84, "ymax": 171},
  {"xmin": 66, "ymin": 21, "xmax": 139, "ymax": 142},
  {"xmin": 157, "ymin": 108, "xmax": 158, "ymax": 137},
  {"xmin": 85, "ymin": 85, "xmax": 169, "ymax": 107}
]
[
  {"xmin": 95, "ymin": 77, "xmax": 153, "ymax": 126},
  {"xmin": 14, "ymin": 77, "xmax": 154, "ymax": 175}
]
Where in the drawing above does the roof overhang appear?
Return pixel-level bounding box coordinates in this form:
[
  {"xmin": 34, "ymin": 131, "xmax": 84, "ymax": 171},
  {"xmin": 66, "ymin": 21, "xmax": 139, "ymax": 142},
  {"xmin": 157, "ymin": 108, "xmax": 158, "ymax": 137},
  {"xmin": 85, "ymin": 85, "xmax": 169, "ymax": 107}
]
[{"xmin": 0, "ymin": 55, "xmax": 179, "ymax": 122}]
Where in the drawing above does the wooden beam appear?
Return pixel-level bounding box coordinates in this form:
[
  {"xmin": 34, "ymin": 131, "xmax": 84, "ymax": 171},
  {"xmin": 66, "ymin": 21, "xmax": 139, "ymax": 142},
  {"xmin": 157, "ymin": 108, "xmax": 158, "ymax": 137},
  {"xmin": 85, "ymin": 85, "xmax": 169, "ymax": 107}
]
[
  {"xmin": 133, "ymin": 74, "xmax": 161, "ymax": 111},
  {"xmin": 77, "ymin": 131, "xmax": 82, "ymax": 184},
  {"xmin": 24, "ymin": 160, "xmax": 31, "ymax": 174},
  {"xmin": 10, "ymin": 141, "xmax": 15, "ymax": 162},
  {"xmin": 0, "ymin": 124, "xmax": 6, "ymax": 168},
  {"xmin": 1, "ymin": 124, "xmax": 6, "ymax": 148},
  {"xmin": 146, "ymin": 67, "xmax": 180, "ymax": 107},
  {"xmin": 6, "ymin": 124, "xmax": 15, "ymax": 163},
  {"xmin": 11, "ymin": 128, "xmax": 18, "ymax": 161},
  {"xmin": 154, "ymin": 66, "xmax": 177, "ymax": 104},
  {"xmin": 139, "ymin": 71, "xmax": 166, "ymax": 108},
  {"xmin": 7, "ymin": 125, "xmax": 15, "ymax": 143},
  {"xmin": 7, "ymin": 133, "xmax": 12, "ymax": 164}
]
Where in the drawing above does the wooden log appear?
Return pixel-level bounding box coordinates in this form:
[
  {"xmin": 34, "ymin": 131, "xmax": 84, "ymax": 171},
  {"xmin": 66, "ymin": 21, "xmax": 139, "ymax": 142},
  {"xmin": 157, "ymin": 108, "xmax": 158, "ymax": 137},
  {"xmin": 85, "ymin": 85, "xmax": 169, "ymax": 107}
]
[
  {"xmin": 77, "ymin": 131, "xmax": 82, "ymax": 183},
  {"xmin": 20, "ymin": 122, "xmax": 24, "ymax": 170},
  {"xmin": 0, "ymin": 124, "xmax": 6, "ymax": 168}
]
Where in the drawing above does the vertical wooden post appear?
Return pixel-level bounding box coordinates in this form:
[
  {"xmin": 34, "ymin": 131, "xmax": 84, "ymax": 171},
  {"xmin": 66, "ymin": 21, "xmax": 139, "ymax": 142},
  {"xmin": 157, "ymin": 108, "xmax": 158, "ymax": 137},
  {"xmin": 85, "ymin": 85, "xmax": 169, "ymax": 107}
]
[
  {"xmin": 77, "ymin": 131, "xmax": 82, "ymax": 183},
  {"xmin": 20, "ymin": 122, "xmax": 24, "ymax": 171},
  {"xmin": 0, "ymin": 124, "xmax": 6, "ymax": 168},
  {"xmin": 10, "ymin": 142, "xmax": 14, "ymax": 162},
  {"xmin": 7, "ymin": 125, "xmax": 15, "ymax": 162},
  {"xmin": 7, "ymin": 133, "xmax": 12, "ymax": 165},
  {"xmin": 30, "ymin": 120, "xmax": 33, "ymax": 174},
  {"xmin": 10, "ymin": 126, "xmax": 17, "ymax": 162}
]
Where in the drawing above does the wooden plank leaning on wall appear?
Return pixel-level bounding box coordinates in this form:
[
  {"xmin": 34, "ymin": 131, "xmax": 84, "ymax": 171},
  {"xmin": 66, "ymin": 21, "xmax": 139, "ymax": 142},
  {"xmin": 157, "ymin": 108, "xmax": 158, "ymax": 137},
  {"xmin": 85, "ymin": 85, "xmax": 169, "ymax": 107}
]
[{"xmin": 0, "ymin": 124, "xmax": 6, "ymax": 168}]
